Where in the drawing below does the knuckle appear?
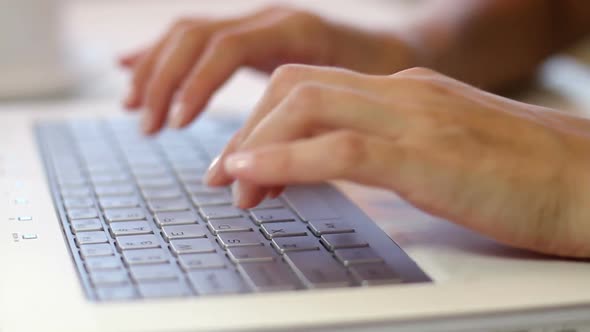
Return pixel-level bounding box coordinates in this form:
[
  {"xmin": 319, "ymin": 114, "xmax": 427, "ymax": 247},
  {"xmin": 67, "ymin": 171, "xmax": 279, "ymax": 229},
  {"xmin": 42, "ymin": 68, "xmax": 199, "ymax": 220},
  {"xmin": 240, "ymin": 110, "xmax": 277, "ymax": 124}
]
[
  {"xmin": 289, "ymin": 83, "xmax": 324, "ymax": 113},
  {"xmin": 392, "ymin": 66, "xmax": 437, "ymax": 78},
  {"xmin": 259, "ymin": 5, "xmax": 291, "ymax": 15},
  {"xmin": 267, "ymin": 64, "xmax": 316, "ymax": 98},
  {"xmin": 288, "ymin": 9, "xmax": 323, "ymax": 26},
  {"xmin": 173, "ymin": 24, "xmax": 208, "ymax": 45},
  {"xmin": 276, "ymin": 83, "xmax": 324, "ymax": 126},
  {"xmin": 291, "ymin": 82, "xmax": 323, "ymax": 101},
  {"xmin": 271, "ymin": 64, "xmax": 310, "ymax": 84},
  {"xmin": 332, "ymin": 131, "xmax": 367, "ymax": 170},
  {"xmin": 171, "ymin": 17, "xmax": 196, "ymax": 31},
  {"xmin": 209, "ymin": 32, "xmax": 240, "ymax": 50},
  {"xmin": 131, "ymin": 65, "xmax": 149, "ymax": 87}
]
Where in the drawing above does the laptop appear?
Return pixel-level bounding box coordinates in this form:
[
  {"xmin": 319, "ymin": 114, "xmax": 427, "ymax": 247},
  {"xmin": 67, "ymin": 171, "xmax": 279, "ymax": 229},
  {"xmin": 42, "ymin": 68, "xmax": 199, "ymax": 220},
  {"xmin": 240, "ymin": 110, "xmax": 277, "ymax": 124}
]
[{"xmin": 1, "ymin": 91, "xmax": 590, "ymax": 332}]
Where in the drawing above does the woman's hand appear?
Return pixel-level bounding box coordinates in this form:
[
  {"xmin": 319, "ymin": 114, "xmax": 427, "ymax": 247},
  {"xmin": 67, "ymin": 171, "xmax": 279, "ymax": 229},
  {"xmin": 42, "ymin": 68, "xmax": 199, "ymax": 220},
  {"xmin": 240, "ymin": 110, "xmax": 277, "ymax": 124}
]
[
  {"xmin": 120, "ymin": 6, "xmax": 419, "ymax": 134},
  {"xmin": 206, "ymin": 65, "xmax": 590, "ymax": 258}
]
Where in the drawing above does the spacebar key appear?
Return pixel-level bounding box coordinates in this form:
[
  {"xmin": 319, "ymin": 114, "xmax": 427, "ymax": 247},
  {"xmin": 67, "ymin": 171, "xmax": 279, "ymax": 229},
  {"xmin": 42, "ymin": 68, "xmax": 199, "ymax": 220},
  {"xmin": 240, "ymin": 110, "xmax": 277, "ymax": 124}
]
[{"xmin": 284, "ymin": 250, "xmax": 351, "ymax": 289}]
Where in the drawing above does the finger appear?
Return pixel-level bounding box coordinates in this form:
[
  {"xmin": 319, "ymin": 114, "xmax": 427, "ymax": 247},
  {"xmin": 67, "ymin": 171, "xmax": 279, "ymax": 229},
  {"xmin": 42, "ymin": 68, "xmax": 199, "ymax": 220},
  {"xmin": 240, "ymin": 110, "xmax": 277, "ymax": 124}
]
[
  {"xmin": 124, "ymin": 19, "xmax": 197, "ymax": 109},
  {"xmin": 232, "ymin": 84, "xmax": 403, "ymax": 207},
  {"xmin": 241, "ymin": 83, "xmax": 402, "ymax": 153},
  {"xmin": 205, "ymin": 130, "xmax": 274, "ymax": 207},
  {"xmin": 224, "ymin": 131, "xmax": 406, "ymax": 189},
  {"xmin": 232, "ymin": 180, "xmax": 268, "ymax": 208},
  {"xmin": 141, "ymin": 25, "xmax": 210, "ymax": 134},
  {"xmin": 268, "ymin": 186, "xmax": 285, "ymax": 198},
  {"xmin": 119, "ymin": 49, "xmax": 148, "ymax": 68},
  {"xmin": 206, "ymin": 65, "xmax": 389, "ymax": 184},
  {"xmin": 205, "ymin": 129, "xmax": 244, "ymax": 186},
  {"xmin": 170, "ymin": 13, "xmax": 299, "ymax": 129},
  {"xmin": 141, "ymin": 10, "xmax": 284, "ymax": 133}
]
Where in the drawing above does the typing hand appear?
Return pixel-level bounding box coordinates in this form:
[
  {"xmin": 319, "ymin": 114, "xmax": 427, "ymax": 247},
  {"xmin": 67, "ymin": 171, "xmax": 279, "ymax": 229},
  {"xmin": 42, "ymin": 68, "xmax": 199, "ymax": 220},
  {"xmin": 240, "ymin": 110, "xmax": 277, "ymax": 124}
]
[
  {"xmin": 120, "ymin": 6, "xmax": 419, "ymax": 134},
  {"xmin": 206, "ymin": 65, "xmax": 590, "ymax": 258}
]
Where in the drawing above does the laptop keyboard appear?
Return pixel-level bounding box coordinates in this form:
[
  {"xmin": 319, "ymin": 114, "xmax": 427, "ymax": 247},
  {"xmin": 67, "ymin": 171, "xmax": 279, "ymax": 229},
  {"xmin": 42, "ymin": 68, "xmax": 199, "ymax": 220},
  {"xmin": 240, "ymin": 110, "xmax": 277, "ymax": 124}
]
[{"xmin": 35, "ymin": 117, "xmax": 429, "ymax": 301}]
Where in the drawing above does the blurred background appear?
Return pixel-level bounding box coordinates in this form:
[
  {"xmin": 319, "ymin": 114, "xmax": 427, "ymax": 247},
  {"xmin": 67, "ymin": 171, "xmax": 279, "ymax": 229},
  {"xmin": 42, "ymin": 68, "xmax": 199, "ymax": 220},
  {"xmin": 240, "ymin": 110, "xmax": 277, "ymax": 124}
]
[{"xmin": 1, "ymin": 0, "xmax": 590, "ymax": 115}]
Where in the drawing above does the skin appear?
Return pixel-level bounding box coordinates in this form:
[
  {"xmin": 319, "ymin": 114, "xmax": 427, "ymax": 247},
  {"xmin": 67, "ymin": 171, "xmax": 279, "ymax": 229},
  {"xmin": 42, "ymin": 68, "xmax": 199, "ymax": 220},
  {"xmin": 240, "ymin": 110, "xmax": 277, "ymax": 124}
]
[
  {"xmin": 120, "ymin": 1, "xmax": 590, "ymax": 257},
  {"xmin": 217, "ymin": 65, "xmax": 590, "ymax": 258}
]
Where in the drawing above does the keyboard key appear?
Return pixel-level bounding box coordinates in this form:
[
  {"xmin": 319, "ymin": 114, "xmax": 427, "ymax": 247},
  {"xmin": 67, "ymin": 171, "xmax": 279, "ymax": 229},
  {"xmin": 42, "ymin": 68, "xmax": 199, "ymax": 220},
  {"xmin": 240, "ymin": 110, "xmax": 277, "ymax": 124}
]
[
  {"xmin": 154, "ymin": 210, "xmax": 200, "ymax": 227},
  {"xmin": 349, "ymin": 263, "xmax": 402, "ymax": 286},
  {"xmin": 147, "ymin": 198, "xmax": 190, "ymax": 213},
  {"xmin": 199, "ymin": 205, "xmax": 243, "ymax": 220},
  {"xmin": 116, "ymin": 234, "xmax": 160, "ymax": 251},
  {"xmin": 91, "ymin": 173, "xmax": 130, "ymax": 185},
  {"xmin": 138, "ymin": 281, "xmax": 191, "ymax": 298},
  {"xmin": 308, "ymin": 219, "xmax": 354, "ymax": 236},
  {"xmin": 249, "ymin": 198, "xmax": 284, "ymax": 210},
  {"xmin": 184, "ymin": 183, "xmax": 226, "ymax": 195},
  {"xmin": 87, "ymin": 163, "xmax": 124, "ymax": 175},
  {"xmin": 284, "ymin": 250, "xmax": 351, "ymax": 289},
  {"xmin": 131, "ymin": 166, "xmax": 169, "ymax": 178},
  {"xmin": 188, "ymin": 270, "xmax": 246, "ymax": 295},
  {"xmin": 64, "ymin": 197, "xmax": 94, "ymax": 209},
  {"xmin": 67, "ymin": 208, "xmax": 99, "ymax": 220},
  {"xmin": 178, "ymin": 253, "xmax": 227, "ymax": 270},
  {"xmin": 85, "ymin": 256, "xmax": 123, "ymax": 271},
  {"xmin": 95, "ymin": 184, "xmax": 135, "ymax": 197},
  {"xmin": 99, "ymin": 196, "xmax": 140, "ymax": 209},
  {"xmin": 76, "ymin": 231, "xmax": 108, "ymax": 246},
  {"xmin": 128, "ymin": 156, "xmax": 162, "ymax": 168},
  {"xmin": 216, "ymin": 232, "xmax": 265, "ymax": 249},
  {"xmin": 173, "ymin": 163, "xmax": 207, "ymax": 175},
  {"xmin": 227, "ymin": 245, "xmax": 277, "ymax": 263},
  {"xmin": 260, "ymin": 222, "xmax": 308, "ymax": 239},
  {"xmin": 129, "ymin": 264, "xmax": 179, "ymax": 282},
  {"xmin": 191, "ymin": 192, "xmax": 233, "ymax": 206},
  {"xmin": 104, "ymin": 208, "xmax": 146, "ymax": 223},
  {"xmin": 207, "ymin": 218, "xmax": 253, "ymax": 235},
  {"xmin": 170, "ymin": 238, "xmax": 216, "ymax": 255},
  {"xmin": 122, "ymin": 248, "xmax": 169, "ymax": 265},
  {"xmin": 109, "ymin": 221, "xmax": 152, "ymax": 236},
  {"xmin": 142, "ymin": 187, "xmax": 183, "ymax": 200},
  {"xmin": 271, "ymin": 236, "xmax": 321, "ymax": 254},
  {"xmin": 250, "ymin": 208, "xmax": 297, "ymax": 225},
  {"xmin": 320, "ymin": 233, "xmax": 369, "ymax": 251},
  {"xmin": 80, "ymin": 243, "xmax": 114, "ymax": 258},
  {"xmin": 136, "ymin": 176, "xmax": 176, "ymax": 189},
  {"xmin": 334, "ymin": 247, "xmax": 383, "ymax": 266},
  {"xmin": 95, "ymin": 285, "xmax": 137, "ymax": 301},
  {"xmin": 177, "ymin": 171, "xmax": 204, "ymax": 184},
  {"xmin": 71, "ymin": 218, "xmax": 103, "ymax": 233},
  {"xmin": 283, "ymin": 190, "xmax": 338, "ymax": 222},
  {"xmin": 61, "ymin": 187, "xmax": 92, "ymax": 198},
  {"xmin": 238, "ymin": 262, "xmax": 299, "ymax": 292},
  {"xmin": 58, "ymin": 177, "xmax": 87, "ymax": 188},
  {"xmin": 162, "ymin": 224, "xmax": 208, "ymax": 241},
  {"xmin": 89, "ymin": 270, "xmax": 130, "ymax": 287}
]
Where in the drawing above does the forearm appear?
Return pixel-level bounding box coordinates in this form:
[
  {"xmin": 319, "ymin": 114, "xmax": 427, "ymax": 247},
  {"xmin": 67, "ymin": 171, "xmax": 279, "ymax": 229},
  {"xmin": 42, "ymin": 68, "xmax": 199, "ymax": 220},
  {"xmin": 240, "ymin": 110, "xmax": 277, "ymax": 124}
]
[{"xmin": 400, "ymin": 0, "xmax": 589, "ymax": 91}]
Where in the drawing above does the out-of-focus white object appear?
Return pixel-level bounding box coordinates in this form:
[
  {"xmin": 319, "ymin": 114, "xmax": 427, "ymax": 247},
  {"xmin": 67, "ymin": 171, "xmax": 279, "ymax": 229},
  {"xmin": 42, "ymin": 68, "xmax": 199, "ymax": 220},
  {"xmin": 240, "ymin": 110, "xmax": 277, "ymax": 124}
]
[{"xmin": 0, "ymin": 0, "xmax": 83, "ymax": 98}]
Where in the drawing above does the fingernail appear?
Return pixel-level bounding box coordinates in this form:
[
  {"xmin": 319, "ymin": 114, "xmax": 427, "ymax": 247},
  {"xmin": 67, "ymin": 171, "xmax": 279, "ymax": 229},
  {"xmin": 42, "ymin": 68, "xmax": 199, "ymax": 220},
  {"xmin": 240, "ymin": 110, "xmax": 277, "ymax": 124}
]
[
  {"xmin": 204, "ymin": 155, "xmax": 221, "ymax": 183},
  {"xmin": 224, "ymin": 152, "xmax": 254, "ymax": 174},
  {"xmin": 168, "ymin": 103, "xmax": 185, "ymax": 129}
]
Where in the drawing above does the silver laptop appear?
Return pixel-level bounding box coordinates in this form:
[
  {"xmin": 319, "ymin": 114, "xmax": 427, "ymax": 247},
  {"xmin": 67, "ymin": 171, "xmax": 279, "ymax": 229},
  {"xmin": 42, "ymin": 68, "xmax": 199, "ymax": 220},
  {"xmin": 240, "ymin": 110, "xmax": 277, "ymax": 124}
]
[{"xmin": 1, "ymin": 97, "xmax": 590, "ymax": 332}]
